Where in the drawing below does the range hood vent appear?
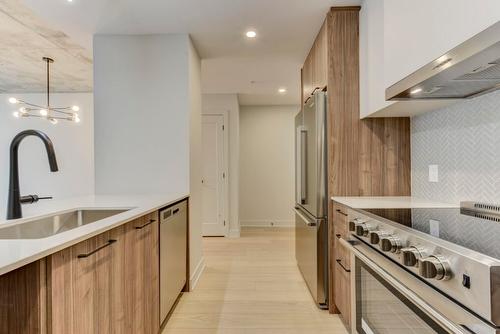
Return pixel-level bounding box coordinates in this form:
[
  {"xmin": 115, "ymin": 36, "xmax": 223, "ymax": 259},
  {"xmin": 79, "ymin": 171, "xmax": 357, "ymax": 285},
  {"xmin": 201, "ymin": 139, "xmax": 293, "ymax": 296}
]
[{"xmin": 386, "ymin": 21, "xmax": 500, "ymax": 100}]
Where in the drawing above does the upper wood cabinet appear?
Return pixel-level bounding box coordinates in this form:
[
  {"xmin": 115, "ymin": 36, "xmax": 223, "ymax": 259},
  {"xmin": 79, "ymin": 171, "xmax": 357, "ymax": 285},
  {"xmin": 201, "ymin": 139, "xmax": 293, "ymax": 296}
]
[
  {"xmin": 302, "ymin": 20, "xmax": 328, "ymax": 104},
  {"xmin": 313, "ymin": 21, "xmax": 328, "ymax": 92}
]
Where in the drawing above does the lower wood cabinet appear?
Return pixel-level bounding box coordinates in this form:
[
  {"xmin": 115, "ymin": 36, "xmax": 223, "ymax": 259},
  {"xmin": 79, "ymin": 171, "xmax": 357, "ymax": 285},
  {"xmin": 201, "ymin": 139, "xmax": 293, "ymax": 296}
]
[
  {"xmin": 331, "ymin": 201, "xmax": 352, "ymax": 329},
  {"xmin": 47, "ymin": 212, "xmax": 160, "ymax": 334},
  {"xmin": 0, "ymin": 260, "xmax": 46, "ymax": 334}
]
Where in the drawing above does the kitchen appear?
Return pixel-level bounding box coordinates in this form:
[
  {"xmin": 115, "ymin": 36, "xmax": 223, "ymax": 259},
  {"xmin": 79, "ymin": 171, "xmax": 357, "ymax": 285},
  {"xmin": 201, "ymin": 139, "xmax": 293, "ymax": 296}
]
[{"xmin": 0, "ymin": 0, "xmax": 499, "ymax": 334}]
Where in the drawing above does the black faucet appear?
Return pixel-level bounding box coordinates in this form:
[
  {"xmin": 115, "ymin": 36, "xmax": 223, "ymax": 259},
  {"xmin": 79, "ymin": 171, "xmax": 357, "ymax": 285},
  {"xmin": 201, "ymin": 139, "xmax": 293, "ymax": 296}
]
[{"xmin": 7, "ymin": 130, "xmax": 59, "ymax": 220}]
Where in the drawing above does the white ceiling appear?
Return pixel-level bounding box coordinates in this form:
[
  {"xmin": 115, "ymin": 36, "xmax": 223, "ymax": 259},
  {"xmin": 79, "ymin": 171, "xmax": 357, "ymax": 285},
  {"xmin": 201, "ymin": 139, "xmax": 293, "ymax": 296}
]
[{"xmin": 19, "ymin": 0, "xmax": 361, "ymax": 104}]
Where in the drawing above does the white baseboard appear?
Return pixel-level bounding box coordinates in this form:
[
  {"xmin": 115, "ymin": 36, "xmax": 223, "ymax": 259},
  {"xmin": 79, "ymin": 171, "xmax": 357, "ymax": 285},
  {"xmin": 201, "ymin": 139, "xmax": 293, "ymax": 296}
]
[
  {"xmin": 240, "ymin": 220, "xmax": 294, "ymax": 227},
  {"xmin": 228, "ymin": 228, "xmax": 240, "ymax": 238},
  {"xmin": 189, "ymin": 257, "xmax": 205, "ymax": 291}
]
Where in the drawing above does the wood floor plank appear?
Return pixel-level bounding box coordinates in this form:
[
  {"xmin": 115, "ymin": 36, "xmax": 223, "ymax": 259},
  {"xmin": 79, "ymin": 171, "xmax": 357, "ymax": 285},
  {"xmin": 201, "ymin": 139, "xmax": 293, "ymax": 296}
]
[{"xmin": 162, "ymin": 227, "xmax": 348, "ymax": 334}]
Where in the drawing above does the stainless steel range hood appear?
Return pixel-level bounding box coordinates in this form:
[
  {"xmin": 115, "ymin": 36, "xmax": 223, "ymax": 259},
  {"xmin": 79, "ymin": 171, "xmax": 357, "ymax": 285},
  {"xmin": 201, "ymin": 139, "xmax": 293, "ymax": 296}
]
[{"xmin": 386, "ymin": 20, "xmax": 500, "ymax": 101}]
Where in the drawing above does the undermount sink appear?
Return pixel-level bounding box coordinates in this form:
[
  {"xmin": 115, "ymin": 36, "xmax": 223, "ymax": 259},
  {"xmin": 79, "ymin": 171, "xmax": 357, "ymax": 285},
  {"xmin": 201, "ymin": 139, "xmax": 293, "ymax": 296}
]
[{"xmin": 0, "ymin": 209, "xmax": 130, "ymax": 239}]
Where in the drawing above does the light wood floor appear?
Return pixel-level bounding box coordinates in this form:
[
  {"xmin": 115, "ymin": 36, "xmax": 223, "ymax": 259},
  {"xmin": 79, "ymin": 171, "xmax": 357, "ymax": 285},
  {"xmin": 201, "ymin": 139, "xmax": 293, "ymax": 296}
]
[{"xmin": 162, "ymin": 227, "xmax": 348, "ymax": 334}]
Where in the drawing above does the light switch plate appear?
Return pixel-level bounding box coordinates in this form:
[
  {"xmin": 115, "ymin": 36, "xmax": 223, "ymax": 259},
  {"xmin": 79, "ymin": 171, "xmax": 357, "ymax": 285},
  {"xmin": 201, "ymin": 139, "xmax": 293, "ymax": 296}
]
[{"xmin": 428, "ymin": 165, "xmax": 439, "ymax": 182}]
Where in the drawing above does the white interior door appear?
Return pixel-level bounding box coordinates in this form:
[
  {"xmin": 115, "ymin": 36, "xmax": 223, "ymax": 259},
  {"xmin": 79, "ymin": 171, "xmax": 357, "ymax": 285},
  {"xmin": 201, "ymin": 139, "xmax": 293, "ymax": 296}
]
[{"xmin": 202, "ymin": 114, "xmax": 226, "ymax": 236}]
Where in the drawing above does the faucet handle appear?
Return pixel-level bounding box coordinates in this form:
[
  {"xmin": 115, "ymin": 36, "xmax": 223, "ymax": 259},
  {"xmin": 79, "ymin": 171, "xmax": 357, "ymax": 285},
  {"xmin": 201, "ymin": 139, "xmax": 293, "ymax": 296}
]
[{"xmin": 20, "ymin": 195, "xmax": 53, "ymax": 204}]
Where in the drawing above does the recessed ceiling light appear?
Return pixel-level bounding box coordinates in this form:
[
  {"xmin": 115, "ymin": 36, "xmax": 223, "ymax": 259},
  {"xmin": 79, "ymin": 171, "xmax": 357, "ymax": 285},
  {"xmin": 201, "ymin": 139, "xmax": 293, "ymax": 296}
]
[
  {"xmin": 278, "ymin": 88, "xmax": 287, "ymax": 94},
  {"xmin": 246, "ymin": 30, "xmax": 257, "ymax": 38}
]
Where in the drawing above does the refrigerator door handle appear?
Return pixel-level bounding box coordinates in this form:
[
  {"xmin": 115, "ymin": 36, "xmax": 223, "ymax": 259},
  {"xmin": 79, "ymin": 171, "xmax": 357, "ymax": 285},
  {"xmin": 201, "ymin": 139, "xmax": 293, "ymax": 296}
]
[
  {"xmin": 294, "ymin": 207, "xmax": 316, "ymax": 226},
  {"xmin": 300, "ymin": 129, "xmax": 307, "ymax": 204}
]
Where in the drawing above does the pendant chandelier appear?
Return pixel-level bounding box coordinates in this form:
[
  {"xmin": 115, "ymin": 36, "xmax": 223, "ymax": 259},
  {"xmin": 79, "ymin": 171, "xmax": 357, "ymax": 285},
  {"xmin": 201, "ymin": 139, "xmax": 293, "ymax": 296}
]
[{"xmin": 8, "ymin": 57, "xmax": 80, "ymax": 124}]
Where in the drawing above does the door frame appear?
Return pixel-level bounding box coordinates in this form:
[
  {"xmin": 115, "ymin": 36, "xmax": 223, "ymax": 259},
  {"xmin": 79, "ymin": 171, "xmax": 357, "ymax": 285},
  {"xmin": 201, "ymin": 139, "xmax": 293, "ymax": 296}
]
[{"xmin": 202, "ymin": 111, "xmax": 230, "ymax": 237}]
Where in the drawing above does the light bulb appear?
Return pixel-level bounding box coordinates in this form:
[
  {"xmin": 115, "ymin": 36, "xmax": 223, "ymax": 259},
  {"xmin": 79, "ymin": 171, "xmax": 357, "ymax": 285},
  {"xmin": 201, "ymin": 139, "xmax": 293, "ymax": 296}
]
[
  {"xmin": 12, "ymin": 111, "xmax": 20, "ymax": 118},
  {"xmin": 278, "ymin": 88, "xmax": 287, "ymax": 94},
  {"xmin": 8, "ymin": 97, "xmax": 18, "ymax": 104},
  {"xmin": 71, "ymin": 105, "xmax": 80, "ymax": 112},
  {"xmin": 40, "ymin": 109, "xmax": 48, "ymax": 116},
  {"xmin": 49, "ymin": 118, "xmax": 58, "ymax": 125},
  {"xmin": 19, "ymin": 107, "xmax": 27, "ymax": 114},
  {"xmin": 246, "ymin": 30, "xmax": 257, "ymax": 38},
  {"xmin": 72, "ymin": 113, "xmax": 81, "ymax": 123}
]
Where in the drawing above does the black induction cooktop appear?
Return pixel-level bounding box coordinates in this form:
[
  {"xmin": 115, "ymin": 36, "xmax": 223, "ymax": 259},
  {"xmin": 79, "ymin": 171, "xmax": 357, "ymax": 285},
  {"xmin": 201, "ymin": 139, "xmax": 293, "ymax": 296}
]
[{"xmin": 360, "ymin": 207, "xmax": 500, "ymax": 260}]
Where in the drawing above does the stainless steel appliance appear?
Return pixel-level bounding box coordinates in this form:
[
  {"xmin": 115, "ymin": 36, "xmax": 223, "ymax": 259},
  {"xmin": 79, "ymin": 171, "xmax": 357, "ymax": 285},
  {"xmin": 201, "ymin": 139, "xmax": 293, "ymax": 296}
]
[
  {"xmin": 386, "ymin": 20, "xmax": 500, "ymax": 100},
  {"xmin": 343, "ymin": 202, "xmax": 500, "ymax": 333},
  {"xmin": 160, "ymin": 200, "xmax": 187, "ymax": 324},
  {"xmin": 294, "ymin": 90, "xmax": 328, "ymax": 309}
]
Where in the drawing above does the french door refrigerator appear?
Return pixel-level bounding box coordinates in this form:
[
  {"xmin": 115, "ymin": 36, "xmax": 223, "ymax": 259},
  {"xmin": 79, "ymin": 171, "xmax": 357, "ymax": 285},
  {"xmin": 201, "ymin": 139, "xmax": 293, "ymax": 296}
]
[{"xmin": 294, "ymin": 90, "xmax": 328, "ymax": 309}]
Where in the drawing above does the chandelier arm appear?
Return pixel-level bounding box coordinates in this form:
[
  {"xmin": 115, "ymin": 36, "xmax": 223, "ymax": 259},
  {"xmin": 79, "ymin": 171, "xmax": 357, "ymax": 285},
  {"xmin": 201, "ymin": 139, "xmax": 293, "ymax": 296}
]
[{"xmin": 19, "ymin": 101, "xmax": 45, "ymax": 109}]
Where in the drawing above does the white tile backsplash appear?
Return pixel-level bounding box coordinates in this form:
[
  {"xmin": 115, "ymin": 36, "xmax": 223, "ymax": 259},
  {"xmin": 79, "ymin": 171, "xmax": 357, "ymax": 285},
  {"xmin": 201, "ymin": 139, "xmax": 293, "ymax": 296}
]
[{"xmin": 411, "ymin": 89, "xmax": 500, "ymax": 205}]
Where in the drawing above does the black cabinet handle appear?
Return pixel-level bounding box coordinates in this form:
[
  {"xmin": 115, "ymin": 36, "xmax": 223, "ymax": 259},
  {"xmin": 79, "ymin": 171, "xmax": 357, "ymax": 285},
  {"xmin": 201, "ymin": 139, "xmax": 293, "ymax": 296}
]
[
  {"xmin": 78, "ymin": 239, "xmax": 116, "ymax": 258},
  {"xmin": 135, "ymin": 219, "xmax": 156, "ymax": 230},
  {"xmin": 173, "ymin": 208, "xmax": 179, "ymax": 214},
  {"xmin": 336, "ymin": 209, "xmax": 348, "ymax": 217},
  {"xmin": 336, "ymin": 259, "xmax": 351, "ymax": 273}
]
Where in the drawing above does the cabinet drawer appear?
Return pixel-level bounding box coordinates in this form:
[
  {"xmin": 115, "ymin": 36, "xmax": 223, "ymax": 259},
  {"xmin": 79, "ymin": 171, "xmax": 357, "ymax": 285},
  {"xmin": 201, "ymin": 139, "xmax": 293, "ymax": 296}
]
[
  {"xmin": 334, "ymin": 261, "xmax": 351, "ymax": 329},
  {"xmin": 334, "ymin": 232, "xmax": 351, "ymax": 272},
  {"xmin": 332, "ymin": 201, "xmax": 349, "ymax": 234}
]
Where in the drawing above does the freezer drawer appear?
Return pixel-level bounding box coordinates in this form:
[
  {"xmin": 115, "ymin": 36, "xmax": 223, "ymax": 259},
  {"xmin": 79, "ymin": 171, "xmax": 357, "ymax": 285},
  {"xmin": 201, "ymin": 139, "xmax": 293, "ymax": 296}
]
[
  {"xmin": 160, "ymin": 200, "xmax": 188, "ymax": 323},
  {"xmin": 294, "ymin": 206, "xmax": 328, "ymax": 308}
]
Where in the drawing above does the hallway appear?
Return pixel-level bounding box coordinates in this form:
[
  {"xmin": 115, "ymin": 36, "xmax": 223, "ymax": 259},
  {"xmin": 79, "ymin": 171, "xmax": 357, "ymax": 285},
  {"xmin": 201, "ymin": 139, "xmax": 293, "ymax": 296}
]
[{"xmin": 162, "ymin": 227, "xmax": 348, "ymax": 333}]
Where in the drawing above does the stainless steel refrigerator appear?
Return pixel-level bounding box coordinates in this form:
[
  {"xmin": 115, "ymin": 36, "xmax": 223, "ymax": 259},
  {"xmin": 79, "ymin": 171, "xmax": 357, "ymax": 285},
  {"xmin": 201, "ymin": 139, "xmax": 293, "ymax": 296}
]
[{"xmin": 294, "ymin": 90, "xmax": 328, "ymax": 309}]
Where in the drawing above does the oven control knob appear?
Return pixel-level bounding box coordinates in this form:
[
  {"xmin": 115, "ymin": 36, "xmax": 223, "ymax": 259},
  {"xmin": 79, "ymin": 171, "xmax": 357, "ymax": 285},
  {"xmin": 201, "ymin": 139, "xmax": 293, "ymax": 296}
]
[
  {"xmin": 348, "ymin": 218, "xmax": 366, "ymax": 232},
  {"xmin": 355, "ymin": 223, "xmax": 375, "ymax": 237},
  {"xmin": 419, "ymin": 255, "xmax": 452, "ymax": 281},
  {"xmin": 380, "ymin": 235, "xmax": 403, "ymax": 253},
  {"xmin": 401, "ymin": 246, "xmax": 426, "ymax": 267},
  {"xmin": 368, "ymin": 230, "xmax": 390, "ymax": 245}
]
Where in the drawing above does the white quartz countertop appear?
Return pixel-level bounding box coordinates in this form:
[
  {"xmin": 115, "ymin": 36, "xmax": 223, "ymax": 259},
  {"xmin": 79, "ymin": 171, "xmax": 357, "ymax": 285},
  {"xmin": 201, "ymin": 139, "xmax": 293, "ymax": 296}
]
[
  {"xmin": 331, "ymin": 196, "xmax": 458, "ymax": 209},
  {"xmin": 0, "ymin": 192, "xmax": 188, "ymax": 276}
]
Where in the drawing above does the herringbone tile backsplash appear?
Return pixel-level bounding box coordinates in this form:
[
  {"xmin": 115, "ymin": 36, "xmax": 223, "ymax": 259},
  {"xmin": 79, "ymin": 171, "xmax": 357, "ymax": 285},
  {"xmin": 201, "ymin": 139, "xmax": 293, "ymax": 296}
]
[{"xmin": 412, "ymin": 90, "xmax": 500, "ymax": 205}]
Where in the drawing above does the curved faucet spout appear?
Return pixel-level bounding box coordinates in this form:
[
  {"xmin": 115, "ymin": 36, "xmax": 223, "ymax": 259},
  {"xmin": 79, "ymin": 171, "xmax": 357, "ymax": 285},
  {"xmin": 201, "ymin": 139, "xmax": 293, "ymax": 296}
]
[{"xmin": 7, "ymin": 130, "xmax": 59, "ymax": 219}]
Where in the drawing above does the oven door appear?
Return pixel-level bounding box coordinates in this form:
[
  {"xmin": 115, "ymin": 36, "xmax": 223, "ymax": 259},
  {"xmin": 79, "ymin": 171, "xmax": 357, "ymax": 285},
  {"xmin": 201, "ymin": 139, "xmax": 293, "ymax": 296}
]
[{"xmin": 340, "ymin": 238, "xmax": 498, "ymax": 334}]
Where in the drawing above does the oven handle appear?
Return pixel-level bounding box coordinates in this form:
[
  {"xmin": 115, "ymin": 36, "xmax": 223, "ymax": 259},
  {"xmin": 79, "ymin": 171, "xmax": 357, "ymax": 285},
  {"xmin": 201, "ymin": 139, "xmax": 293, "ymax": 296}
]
[{"xmin": 339, "ymin": 238, "xmax": 471, "ymax": 334}]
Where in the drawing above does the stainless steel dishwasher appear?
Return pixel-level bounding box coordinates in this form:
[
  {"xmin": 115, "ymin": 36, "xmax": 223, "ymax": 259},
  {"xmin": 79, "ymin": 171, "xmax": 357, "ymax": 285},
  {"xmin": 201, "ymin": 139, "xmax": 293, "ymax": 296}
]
[{"xmin": 160, "ymin": 199, "xmax": 187, "ymax": 324}]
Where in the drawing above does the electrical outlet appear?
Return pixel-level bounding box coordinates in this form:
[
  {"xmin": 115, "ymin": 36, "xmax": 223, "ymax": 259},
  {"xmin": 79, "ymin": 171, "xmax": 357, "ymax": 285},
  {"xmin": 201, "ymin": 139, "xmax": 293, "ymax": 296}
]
[{"xmin": 428, "ymin": 165, "xmax": 439, "ymax": 182}]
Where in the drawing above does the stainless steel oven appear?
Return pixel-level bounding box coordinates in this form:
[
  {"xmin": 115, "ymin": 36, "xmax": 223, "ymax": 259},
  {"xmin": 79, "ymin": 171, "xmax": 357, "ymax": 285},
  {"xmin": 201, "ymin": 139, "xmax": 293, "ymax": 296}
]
[{"xmin": 340, "ymin": 238, "xmax": 498, "ymax": 334}]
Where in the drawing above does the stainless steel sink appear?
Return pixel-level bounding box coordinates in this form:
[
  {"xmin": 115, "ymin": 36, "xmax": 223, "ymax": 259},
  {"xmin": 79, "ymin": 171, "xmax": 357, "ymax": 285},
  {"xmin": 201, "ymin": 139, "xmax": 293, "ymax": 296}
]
[{"xmin": 0, "ymin": 209, "xmax": 129, "ymax": 239}]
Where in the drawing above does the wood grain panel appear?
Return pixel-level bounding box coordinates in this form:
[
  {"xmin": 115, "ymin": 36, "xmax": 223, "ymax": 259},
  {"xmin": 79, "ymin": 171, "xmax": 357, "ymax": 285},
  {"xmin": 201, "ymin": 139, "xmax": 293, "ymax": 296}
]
[
  {"xmin": 324, "ymin": 6, "xmax": 411, "ymax": 322},
  {"xmin": 0, "ymin": 260, "xmax": 46, "ymax": 334}
]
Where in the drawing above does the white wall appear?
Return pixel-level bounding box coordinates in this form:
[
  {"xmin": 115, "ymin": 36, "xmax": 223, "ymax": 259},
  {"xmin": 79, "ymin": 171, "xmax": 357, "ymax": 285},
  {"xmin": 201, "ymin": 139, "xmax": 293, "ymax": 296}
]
[
  {"xmin": 93, "ymin": 34, "xmax": 203, "ymax": 288},
  {"xmin": 0, "ymin": 93, "xmax": 94, "ymax": 218},
  {"xmin": 202, "ymin": 94, "xmax": 240, "ymax": 237},
  {"xmin": 412, "ymin": 90, "xmax": 500, "ymax": 205},
  {"xmin": 239, "ymin": 105, "xmax": 297, "ymax": 227},
  {"xmin": 187, "ymin": 38, "xmax": 204, "ymax": 287},
  {"xmin": 94, "ymin": 34, "xmax": 190, "ymax": 195}
]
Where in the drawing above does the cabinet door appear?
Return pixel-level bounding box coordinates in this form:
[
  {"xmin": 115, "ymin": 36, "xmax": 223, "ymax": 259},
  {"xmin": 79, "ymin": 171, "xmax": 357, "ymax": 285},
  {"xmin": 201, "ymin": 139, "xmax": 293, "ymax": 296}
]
[
  {"xmin": 48, "ymin": 231, "xmax": 115, "ymax": 334},
  {"xmin": 124, "ymin": 212, "xmax": 160, "ymax": 333},
  {"xmin": 334, "ymin": 248, "xmax": 351, "ymax": 329},
  {"xmin": 313, "ymin": 21, "xmax": 328, "ymax": 91},
  {"xmin": 302, "ymin": 53, "xmax": 314, "ymax": 103},
  {"xmin": 0, "ymin": 261, "xmax": 45, "ymax": 334}
]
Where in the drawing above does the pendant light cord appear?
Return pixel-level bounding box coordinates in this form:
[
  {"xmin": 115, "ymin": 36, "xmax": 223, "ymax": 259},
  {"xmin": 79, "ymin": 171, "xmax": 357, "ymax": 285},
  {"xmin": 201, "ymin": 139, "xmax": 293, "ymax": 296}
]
[{"xmin": 46, "ymin": 58, "xmax": 50, "ymax": 108}]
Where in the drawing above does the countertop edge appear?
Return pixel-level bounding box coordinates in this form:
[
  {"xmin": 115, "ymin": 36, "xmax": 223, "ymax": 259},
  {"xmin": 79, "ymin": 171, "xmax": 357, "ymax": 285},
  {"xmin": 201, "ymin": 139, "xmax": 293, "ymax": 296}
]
[
  {"xmin": 0, "ymin": 194, "xmax": 189, "ymax": 276},
  {"xmin": 331, "ymin": 196, "xmax": 459, "ymax": 209}
]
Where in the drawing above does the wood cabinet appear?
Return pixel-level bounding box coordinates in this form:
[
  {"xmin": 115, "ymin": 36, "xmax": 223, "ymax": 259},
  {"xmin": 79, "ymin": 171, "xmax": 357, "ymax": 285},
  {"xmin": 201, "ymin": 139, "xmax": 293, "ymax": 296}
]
[
  {"xmin": 47, "ymin": 212, "xmax": 160, "ymax": 334},
  {"xmin": 331, "ymin": 201, "xmax": 351, "ymax": 327},
  {"xmin": 302, "ymin": 52, "xmax": 313, "ymax": 103},
  {"xmin": 302, "ymin": 20, "xmax": 328, "ymax": 103},
  {"xmin": 0, "ymin": 260, "xmax": 46, "ymax": 334},
  {"xmin": 300, "ymin": 6, "xmax": 411, "ymax": 330}
]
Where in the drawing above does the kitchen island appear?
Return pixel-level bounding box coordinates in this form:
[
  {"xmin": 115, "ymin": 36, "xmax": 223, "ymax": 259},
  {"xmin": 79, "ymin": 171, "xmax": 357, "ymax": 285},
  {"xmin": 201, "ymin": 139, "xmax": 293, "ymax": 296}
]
[{"xmin": 0, "ymin": 193, "xmax": 188, "ymax": 334}]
